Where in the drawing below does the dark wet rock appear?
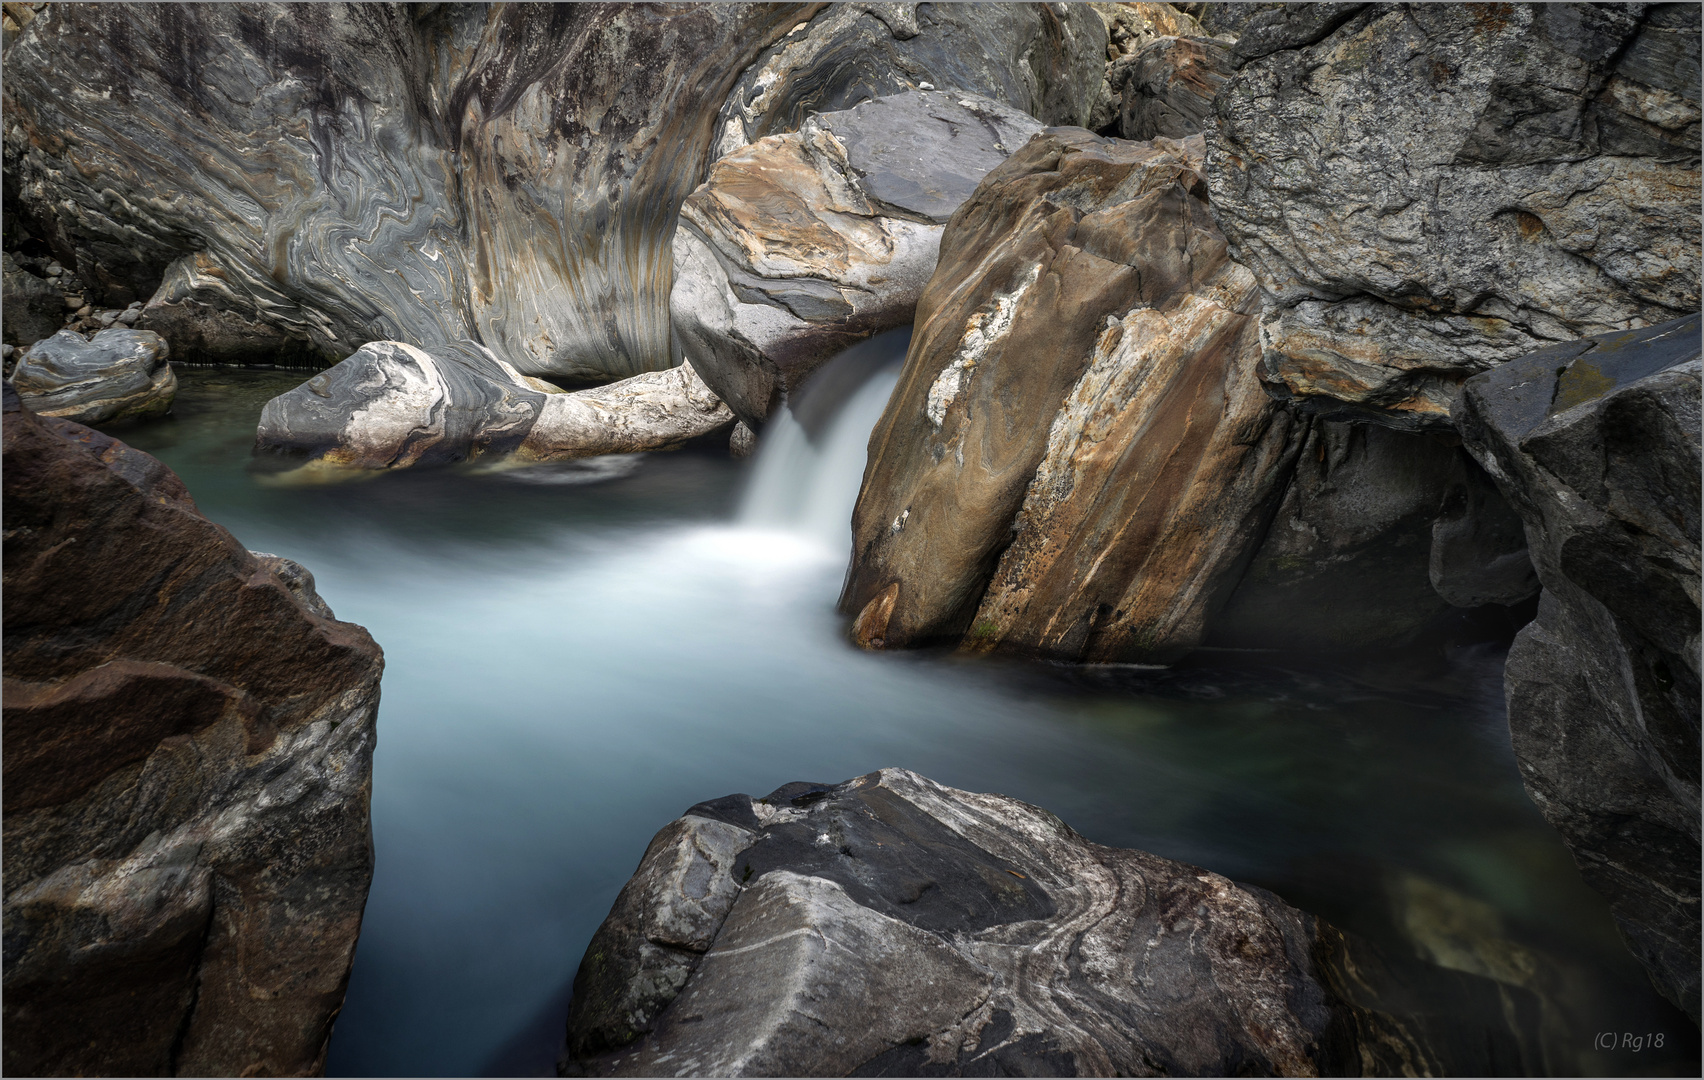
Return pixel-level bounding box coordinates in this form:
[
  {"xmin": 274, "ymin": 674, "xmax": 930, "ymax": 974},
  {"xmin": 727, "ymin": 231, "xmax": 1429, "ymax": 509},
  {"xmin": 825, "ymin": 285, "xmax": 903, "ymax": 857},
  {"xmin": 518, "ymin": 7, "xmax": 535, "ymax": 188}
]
[
  {"xmin": 255, "ymin": 341, "xmax": 732, "ymax": 473},
  {"xmin": 2, "ymin": 252, "xmax": 65, "ymax": 347},
  {"xmin": 1455, "ymin": 314, "xmax": 1701, "ymax": 1021},
  {"xmin": 1429, "ymin": 454, "xmax": 1541, "ymax": 609},
  {"xmin": 842, "ymin": 130, "xmax": 1299, "ymax": 661},
  {"xmin": 1111, "ymin": 34, "xmax": 1235, "ymax": 140},
  {"xmin": 1210, "ymin": 422, "xmax": 1535, "ymax": 651},
  {"xmin": 1206, "ymin": 3, "xmax": 1702, "ymax": 429},
  {"xmin": 11, "ymin": 327, "xmax": 175, "ymax": 425},
  {"xmin": 563, "ymin": 769, "xmax": 1552, "ymax": 1077},
  {"xmin": 2, "ymin": 382, "xmax": 383, "ymax": 1075},
  {"xmin": 673, "ymin": 90, "xmax": 1042, "ymax": 429},
  {"xmin": 712, "ymin": 3, "xmax": 1106, "ymax": 158}
]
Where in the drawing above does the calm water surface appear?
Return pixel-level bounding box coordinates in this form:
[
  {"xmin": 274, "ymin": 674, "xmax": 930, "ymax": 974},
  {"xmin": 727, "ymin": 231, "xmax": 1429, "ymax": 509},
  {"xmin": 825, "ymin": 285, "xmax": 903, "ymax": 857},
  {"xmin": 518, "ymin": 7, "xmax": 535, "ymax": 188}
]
[{"xmin": 101, "ymin": 359, "xmax": 1698, "ymax": 1077}]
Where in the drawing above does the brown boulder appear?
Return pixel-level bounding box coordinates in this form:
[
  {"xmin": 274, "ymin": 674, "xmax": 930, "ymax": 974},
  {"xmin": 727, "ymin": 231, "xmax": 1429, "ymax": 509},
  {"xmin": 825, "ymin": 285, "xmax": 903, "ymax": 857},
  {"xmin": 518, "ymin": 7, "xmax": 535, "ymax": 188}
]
[
  {"xmin": 841, "ymin": 130, "xmax": 1298, "ymax": 661},
  {"xmin": 2, "ymin": 383, "xmax": 383, "ymax": 1076}
]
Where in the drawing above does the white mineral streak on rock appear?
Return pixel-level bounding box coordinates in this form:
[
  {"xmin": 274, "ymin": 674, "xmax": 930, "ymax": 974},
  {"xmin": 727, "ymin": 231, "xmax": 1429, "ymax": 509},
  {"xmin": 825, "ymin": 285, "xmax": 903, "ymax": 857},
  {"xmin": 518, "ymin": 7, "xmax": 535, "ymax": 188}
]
[
  {"xmin": 520, "ymin": 363, "xmax": 732, "ymax": 462},
  {"xmin": 925, "ymin": 265, "xmax": 1039, "ymax": 430}
]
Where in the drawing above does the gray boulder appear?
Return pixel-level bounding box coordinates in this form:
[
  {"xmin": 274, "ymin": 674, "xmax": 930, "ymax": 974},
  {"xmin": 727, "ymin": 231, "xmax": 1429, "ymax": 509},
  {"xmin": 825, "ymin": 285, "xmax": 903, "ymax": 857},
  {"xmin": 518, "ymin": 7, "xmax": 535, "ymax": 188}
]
[
  {"xmin": 712, "ymin": 3, "xmax": 1106, "ymax": 157},
  {"xmin": 255, "ymin": 341, "xmax": 731, "ymax": 473},
  {"xmin": 12, "ymin": 328, "xmax": 175, "ymax": 424},
  {"xmin": 1206, "ymin": 3, "xmax": 1701, "ymax": 430},
  {"xmin": 673, "ymin": 91, "xmax": 1042, "ymax": 429},
  {"xmin": 1455, "ymin": 314, "xmax": 1701, "ymax": 1021},
  {"xmin": 563, "ymin": 769, "xmax": 1551, "ymax": 1077}
]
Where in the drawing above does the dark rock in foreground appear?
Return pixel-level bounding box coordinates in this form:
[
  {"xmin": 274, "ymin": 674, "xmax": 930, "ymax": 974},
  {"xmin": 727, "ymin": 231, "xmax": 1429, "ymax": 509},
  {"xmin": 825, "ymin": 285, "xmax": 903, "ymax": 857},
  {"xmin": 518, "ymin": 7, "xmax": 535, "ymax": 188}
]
[
  {"xmin": 2, "ymin": 383, "xmax": 383, "ymax": 1075},
  {"xmin": 1456, "ymin": 314, "xmax": 1702, "ymax": 1022},
  {"xmin": 11, "ymin": 327, "xmax": 176, "ymax": 425},
  {"xmin": 563, "ymin": 769, "xmax": 1549, "ymax": 1077}
]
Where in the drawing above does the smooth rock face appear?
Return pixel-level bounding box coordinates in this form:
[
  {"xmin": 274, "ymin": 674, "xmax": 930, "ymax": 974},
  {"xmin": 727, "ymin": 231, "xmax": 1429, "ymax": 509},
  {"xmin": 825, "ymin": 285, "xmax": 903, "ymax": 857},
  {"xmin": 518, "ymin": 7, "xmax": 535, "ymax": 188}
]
[
  {"xmin": 1206, "ymin": 3, "xmax": 1702, "ymax": 429},
  {"xmin": 564, "ymin": 769, "xmax": 1549, "ymax": 1077},
  {"xmin": 256, "ymin": 342, "xmax": 731, "ymax": 472},
  {"xmin": 1455, "ymin": 315, "xmax": 1702, "ymax": 1021},
  {"xmin": 673, "ymin": 91, "xmax": 1042, "ymax": 429},
  {"xmin": 2, "ymin": 383, "xmax": 383, "ymax": 1075},
  {"xmin": 1209, "ymin": 422, "xmax": 1534, "ymax": 651},
  {"xmin": 712, "ymin": 2, "xmax": 1106, "ymax": 158},
  {"xmin": 12, "ymin": 328, "xmax": 176, "ymax": 425},
  {"xmin": 842, "ymin": 130, "xmax": 1300, "ymax": 661}
]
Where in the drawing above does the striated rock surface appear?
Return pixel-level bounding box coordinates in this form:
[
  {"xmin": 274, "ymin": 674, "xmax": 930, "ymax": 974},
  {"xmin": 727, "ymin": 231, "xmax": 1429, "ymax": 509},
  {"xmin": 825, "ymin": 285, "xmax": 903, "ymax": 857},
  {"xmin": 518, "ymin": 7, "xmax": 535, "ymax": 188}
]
[
  {"xmin": 2, "ymin": 382, "xmax": 383, "ymax": 1075},
  {"xmin": 564, "ymin": 769, "xmax": 1549, "ymax": 1077},
  {"xmin": 12, "ymin": 327, "xmax": 176, "ymax": 425},
  {"xmin": 1209, "ymin": 423, "xmax": 1534, "ymax": 651},
  {"xmin": 256, "ymin": 342, "xmax": 732, "ymax": 473},
  {"xmin": 1456, "ymin": 314, "xmax": 1701, "ymax": 1021},
  {"xmin": 842, "ymin": 130, "xmax": 1301, "ymax": 661},
  {"xmin": 1206, "ymin": 2, "xmax": 1702, "ymax": 429},
  {"xmin": 712, "ymin": 2, "xmax": 1105, "ymax": 159},
  {"xmin": 673, "ymin": 90, "xmax": 1041, "ymax": 429},
  {"xmin": 1111, "ymin": 34, "xmax": 1236, "ymax": 140}
]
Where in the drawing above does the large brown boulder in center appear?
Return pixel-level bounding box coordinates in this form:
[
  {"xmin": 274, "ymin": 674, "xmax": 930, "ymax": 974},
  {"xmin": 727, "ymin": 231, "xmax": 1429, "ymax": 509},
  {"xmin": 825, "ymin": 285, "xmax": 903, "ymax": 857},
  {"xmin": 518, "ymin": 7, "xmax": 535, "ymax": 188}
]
[
  {"xmin": 840, "ymin": 129, "xmax": 1298, "ymax": 661},
  {"xmin": 2, "ymin": 383, "xmax": 383, "ymax": 1076}
]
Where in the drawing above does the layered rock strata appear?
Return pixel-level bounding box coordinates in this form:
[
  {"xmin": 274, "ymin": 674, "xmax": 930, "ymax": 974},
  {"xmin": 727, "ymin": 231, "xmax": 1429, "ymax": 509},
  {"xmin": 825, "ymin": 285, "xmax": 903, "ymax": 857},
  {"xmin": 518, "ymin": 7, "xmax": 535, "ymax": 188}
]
[
  {"xmin": 1206, "ymin": 2, "xmax": 1702, "ymax": 429},
  {"xmin": 4, "ymin": 3, "xmax": 1106, "ymax": 467},
  {"xmin": 564, "ymin": 769, "xmax": 1548, "ymax": 1077},
  {"xmin": 712, "ymin": 2, "xmax": 1105, "ymax": 158},
  {"xmin": 841, "ymin": 130, "xmax": 1303, "ymax": 661},
  {"xmin": 1456, "ymin": 314, "xmax": 1701, "ymax": 1021},
  {"xmin": 255, "ymin": 342, "xmax": 733, "ymax": 472},
  {"xmin": 1110, "ymin": 34, "xmax": 1235, "ymax": 140},
  {"xmin": 11, "ymin": 327, "xmax": 176, "ymax": 425},
  {"xmin": 2, "ymin": 383, "xmax": 383, "ymax": 1075},
  {"xmin": 673, "ymin": 90, "xmax": 1042, "ymax": 430}
]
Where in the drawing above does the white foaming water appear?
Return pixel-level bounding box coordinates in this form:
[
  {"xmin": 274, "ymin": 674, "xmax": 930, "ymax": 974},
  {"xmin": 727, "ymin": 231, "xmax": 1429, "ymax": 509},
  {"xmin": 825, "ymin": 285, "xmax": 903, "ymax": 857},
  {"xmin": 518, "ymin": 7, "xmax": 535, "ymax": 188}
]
[{"xmin": 737, "ymin": 366, "xmax": 901, "ymax": 553}]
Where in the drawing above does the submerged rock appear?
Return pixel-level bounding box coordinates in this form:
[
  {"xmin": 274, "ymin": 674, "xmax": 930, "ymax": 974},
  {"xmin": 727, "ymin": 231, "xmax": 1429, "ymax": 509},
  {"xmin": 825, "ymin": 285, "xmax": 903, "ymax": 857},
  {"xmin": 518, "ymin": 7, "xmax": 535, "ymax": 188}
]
[
  {"xmin": 1456, "ymin": 314, "xmax": 1702, "ymax": 1021},
  {"xmin": 11, "ymin": 327, "xmax": 176, "ymax": 424},
  {"xmin": 673, "ymin": 90, "xmax": 1042, "ymax": 429},
  {"xmin": 563, "ymin": 769, "xmax": 1550, "ymax": 1077},
  {"xmin": 2, "ymin": 382, "xmax": 383, "ymax": 1075},
  {"xmin": 842, "ymin": 130, "xmax": 1299, "ymax": 661},
  {"xmin": 1206, "ymin": 2, "xmax": 1702, "ymax": 429}
]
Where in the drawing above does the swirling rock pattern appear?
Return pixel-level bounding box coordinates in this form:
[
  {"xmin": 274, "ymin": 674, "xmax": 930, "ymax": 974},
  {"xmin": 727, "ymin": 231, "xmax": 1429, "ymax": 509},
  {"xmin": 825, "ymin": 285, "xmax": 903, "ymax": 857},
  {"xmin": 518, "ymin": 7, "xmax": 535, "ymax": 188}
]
[
  {"xmin": 1456, "ymin": 314, "xmax": 1702, "ymax": 1021},
  {"xmin": 1205, "ymin": 2, "xmax": 1702, "ymax": 429},
  {"xmin": 673, "ymin": 90, "xmax": 1042, "ymax": 429},
  {"xmin": 563, "ymin": 769, "xmax": 1550, "ymax": 1077},
  {"xmin": 11, "ymin": 328, "xmax": 176, "ymax": 425},
  {"xmin": 1, "ymin": 384, "xmax": 383, "ymax": 1076},
  {"xmin": 3, "ymin": 3, "xmax": 1109, "ymax": 468}
]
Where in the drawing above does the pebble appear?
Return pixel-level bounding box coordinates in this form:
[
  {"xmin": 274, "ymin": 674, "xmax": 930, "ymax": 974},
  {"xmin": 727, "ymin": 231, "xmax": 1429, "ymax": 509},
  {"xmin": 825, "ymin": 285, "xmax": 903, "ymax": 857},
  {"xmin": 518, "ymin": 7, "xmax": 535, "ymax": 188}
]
[
  {"xmin": 96, "ymin": 310, "xmax": 118, "ymax": 328},
  {"xmin": 45, "ymin": 261, "xmax": 63, "ymax": 276},
  {"xmin": 2, "ymin": 343, "xmax": 13, "ymax": 359},
  {"xmin": 75, "ymin": 304, "xmax": 93, "ymax": 317},
  {"xmin": 117, "ymin": 308, "xmax": 141, "ymax": 325}
]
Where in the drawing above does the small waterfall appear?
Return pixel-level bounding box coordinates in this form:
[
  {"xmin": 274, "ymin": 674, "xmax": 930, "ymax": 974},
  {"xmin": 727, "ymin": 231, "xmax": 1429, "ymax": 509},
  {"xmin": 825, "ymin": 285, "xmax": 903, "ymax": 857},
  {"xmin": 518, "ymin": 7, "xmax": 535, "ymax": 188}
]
[{"xmin": 739, "ymin": 331, "xmax": 907, "ymax": 553}]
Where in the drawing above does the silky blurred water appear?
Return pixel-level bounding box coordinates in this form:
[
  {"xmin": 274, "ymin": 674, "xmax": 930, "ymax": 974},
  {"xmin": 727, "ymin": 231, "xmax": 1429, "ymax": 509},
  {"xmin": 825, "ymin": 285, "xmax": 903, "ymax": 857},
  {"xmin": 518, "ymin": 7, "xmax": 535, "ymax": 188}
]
[{"xmin": 98, "ymin": 349, "xmax": 1698, "ymax": 1078}]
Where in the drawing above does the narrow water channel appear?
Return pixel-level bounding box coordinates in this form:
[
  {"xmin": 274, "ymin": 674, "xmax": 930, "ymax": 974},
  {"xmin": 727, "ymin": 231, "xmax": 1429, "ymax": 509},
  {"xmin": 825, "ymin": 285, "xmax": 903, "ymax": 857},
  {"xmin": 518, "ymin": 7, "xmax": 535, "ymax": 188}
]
[{"xmin": 99, "ymin": 340, "xmax": 1697, "ymax": 1078}]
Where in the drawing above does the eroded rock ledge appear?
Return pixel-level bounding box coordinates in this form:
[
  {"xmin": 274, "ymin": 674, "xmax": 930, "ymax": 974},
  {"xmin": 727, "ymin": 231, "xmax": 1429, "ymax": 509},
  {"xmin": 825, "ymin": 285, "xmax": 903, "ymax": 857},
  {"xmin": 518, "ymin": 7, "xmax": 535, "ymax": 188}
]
[
  {"xmin": 2, "ymin": 382, "xmax": 383, "ymax": 1076},
  {"xmin": 563, "ymin": 769, "xmax": 1551, "ymax": 1077}
]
